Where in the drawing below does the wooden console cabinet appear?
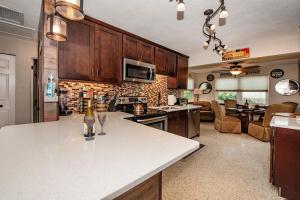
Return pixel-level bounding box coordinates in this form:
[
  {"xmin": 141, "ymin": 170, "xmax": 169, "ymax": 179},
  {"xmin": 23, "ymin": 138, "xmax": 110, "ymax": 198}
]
[{"xmin": 270, "ymin": 127, "xmax": 300, "ymax": 199}]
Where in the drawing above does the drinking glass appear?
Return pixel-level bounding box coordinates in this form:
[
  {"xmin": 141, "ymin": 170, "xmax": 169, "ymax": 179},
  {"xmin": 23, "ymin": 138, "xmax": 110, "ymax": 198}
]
[{"xmin": 98, "ymin": 113, "xmax": 107, "ymax": 135}]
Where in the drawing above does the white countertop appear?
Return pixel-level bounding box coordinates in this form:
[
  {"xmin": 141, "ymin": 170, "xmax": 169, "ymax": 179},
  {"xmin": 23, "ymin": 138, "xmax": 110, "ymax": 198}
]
[
  {"xmin": 0, "ymin": 112, "xmax": 199, "ymax": 200},
  {"xmin": 150, "ymin": 104, "xmax": 202, "ymax": 112},
  {"xmin": 270, "ymin": 116, "xmax": 300, "ymax": 131}
]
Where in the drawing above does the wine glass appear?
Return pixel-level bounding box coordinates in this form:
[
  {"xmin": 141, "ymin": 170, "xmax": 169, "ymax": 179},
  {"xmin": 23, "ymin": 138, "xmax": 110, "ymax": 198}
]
[{"xmin": 97, "ymin": 113, "xmax": 107, "ymax": 135}]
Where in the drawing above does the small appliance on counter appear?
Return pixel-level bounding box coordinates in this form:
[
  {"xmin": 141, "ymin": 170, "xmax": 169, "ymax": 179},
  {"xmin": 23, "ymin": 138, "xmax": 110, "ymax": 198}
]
[
  {"xmin": 176, "ymin": 98, "xmax": 188, "ymax": 106},
  {"xmin": 59, "ymin": 89, "xmax": 72, "ymax": 116},
  {"xmin": 168, "ymin": 95, "xmax": 177, "ymax": 106},
  {"xmin": 116, "ymin": 96, "xmax": 168, "ymax": 131}
]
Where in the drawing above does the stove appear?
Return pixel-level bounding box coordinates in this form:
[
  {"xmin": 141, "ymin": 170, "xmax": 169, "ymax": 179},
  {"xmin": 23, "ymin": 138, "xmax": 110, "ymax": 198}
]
[{"xmin": 116, "ymin": 96, "xmax": 168, "ymax": 131}]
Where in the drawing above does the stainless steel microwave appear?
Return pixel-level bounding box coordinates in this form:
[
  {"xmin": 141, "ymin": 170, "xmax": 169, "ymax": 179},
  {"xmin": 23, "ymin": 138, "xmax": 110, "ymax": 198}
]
[{"xmin": 123, "ymin": 58, "xmax": 156, "ymax": 83}]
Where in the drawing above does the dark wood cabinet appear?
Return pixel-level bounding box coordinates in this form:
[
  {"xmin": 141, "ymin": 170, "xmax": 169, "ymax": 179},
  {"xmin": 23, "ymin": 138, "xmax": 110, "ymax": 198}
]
[
  {"xmin": 123, "ymin": 35, "xmax": 139, "ymax": 61},
  {"xmin": 166, "ymin": 51, "xmax": 177, "ymax": 77},
  {"xmin": 95, "ymin": 25, "xmax": 122, "ymax": 83},
  {"xmin": 138, "ymin": 41, "xmax": 155, "ymax": 64},
  {"xmin": 270, "ymin": 127, "xmax": 300, "ymax": 199},
  {"xmin": 155, "ymin": 47, "xmax": 167, "ymax": 75},
  {"xmin": 123, "ymin": 34, "xmax": 155, "ymax": 64},
  {"xmin": 167, "ymin": 55, "xmax": 188, "ymax": 89},
  {"xmin": 155, "ymin": 48, "xmax": 177, "ymax": 76},
  {"xmin": 176, "ymin": 55, "xmax": 188, "ymax": 89},
  {"xmin": 167, "ymin": 110, "xmax": 188, "ymax": 138},
  {"xmin": 58, "ymin": 19, "xmax": 95, "ymax": 81}
]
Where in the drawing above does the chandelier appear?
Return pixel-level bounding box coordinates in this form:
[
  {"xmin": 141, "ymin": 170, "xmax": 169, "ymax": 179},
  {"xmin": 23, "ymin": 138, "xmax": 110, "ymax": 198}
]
[{"xmin": 202, "ymin": 0, "xmax": 229, "ymax": 55}]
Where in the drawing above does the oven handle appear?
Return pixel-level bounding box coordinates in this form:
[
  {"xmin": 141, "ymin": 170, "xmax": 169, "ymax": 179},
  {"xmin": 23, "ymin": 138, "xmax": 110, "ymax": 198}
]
[{"xmin": 136, "ymin": 116, "xmax": 167, "ymax": 123}]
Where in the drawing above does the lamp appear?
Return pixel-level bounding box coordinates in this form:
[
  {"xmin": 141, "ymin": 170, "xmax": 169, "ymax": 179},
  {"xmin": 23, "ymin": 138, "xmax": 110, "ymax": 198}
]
[
  {"xmin": 46, "ymin": 14, "xmax": 67, "ymax": 42},
  {"xmin": 193, "ymin": 89, "xmax": 202, "ymax": 102},
  {"xmin": 55, "ymin": 0, "xmax": 84, "ymax": 21},
  {"xmin": 220, "ymin": 5, "xmax": 229, "ymax": 18}
]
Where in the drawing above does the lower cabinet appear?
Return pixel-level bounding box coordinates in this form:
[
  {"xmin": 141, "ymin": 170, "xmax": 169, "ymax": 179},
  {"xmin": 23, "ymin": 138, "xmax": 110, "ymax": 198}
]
[
  {"xmin": 167, "ymin": 110, "xmax": 188, "ymax": 138},
  {"xmin": 270, "ymin": 127, "xmax": 300, "ymax": 199}
]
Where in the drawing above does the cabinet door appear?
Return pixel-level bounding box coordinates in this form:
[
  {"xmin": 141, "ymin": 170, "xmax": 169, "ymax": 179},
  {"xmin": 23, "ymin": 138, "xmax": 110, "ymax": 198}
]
[
  {"xmin": 58, "ymin": 20, "xmax": 95, "ymax": 81},
  {"xmin": 95, "ymin": 25, "xmax": 122, "ymax": 83},
  {"xmin": 177, "ymin": 55, "xmax": 188, "ymax": 89},
  {"xmin": 167, "ymin": 110, "xmax": 187, "ymax": 137},
  {"xmin": 138, "ymin": 41, "xmax": 155, "ymax": 64},
  {"xmin": 123, "ymin": 35, "xmax": 139, "ymax": 61},
  {"xmin": 155, "ymin": 47, "xmax": 167, "ymax": 75},
  {"xmin": 166, "ymin": 51, "xmax": 177, "ymax": 77}
]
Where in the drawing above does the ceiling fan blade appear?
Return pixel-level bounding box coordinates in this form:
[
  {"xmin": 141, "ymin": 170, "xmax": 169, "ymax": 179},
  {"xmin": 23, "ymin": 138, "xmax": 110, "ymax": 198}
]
[
  {"xmin": 211, "ymin": 70, "xmax": 230, "ymax": 73},
  {"xmin": 177, "ymin": 11, "xmax": 184, "ymax": 20}
]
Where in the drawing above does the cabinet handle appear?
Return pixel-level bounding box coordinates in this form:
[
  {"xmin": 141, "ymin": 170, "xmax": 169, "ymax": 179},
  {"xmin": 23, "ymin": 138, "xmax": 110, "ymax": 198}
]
[{"xmin": 97, "ymin": 68, "xmax": 99, "ymax": 76}]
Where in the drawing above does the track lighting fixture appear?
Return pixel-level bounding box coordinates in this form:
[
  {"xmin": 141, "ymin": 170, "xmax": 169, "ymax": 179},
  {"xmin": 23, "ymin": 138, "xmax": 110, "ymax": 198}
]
[
  {"xmin": 220, "ymin": 5, "xmax": 229, "ymax": 19},
  {"xmin": 202, "ymin": 0, "xmax": 229, "ymax": 55},
  {"xmin": 177, "ymin": 0, "xmax": 185, "ymax": 12}
]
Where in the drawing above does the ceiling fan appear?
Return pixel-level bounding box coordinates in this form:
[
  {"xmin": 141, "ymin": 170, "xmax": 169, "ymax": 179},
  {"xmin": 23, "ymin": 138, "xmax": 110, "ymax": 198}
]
[
  {"xmin": 211, "ymin": 61, "xmax": 261, "ymax": 76},
  {"xmin": 169, "ymin": 0, "xmax": 185, "ymax": 20}
]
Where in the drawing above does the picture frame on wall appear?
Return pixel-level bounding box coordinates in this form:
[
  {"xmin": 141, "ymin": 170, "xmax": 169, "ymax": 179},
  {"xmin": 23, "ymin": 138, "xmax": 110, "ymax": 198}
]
[{"xmin": 270, "ymin": 69, "xmax": 284, "ymax": 78}]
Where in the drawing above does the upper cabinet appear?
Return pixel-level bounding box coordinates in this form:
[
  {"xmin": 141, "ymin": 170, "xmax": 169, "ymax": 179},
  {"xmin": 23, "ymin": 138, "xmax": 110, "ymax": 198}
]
[
  {"xmin": 176, "ymin": 55, "xmax": 188, "ymax": 89},
  {"xmin": 58, "ymin": 20, "xmax": 95, "ymax": 81},
  {"xmin": 58, "ymin": 17, "xmax": 188, "ymax": 85},
  {"xmin": 166, "ymin": 51, "xmax": 177, "ymax": 77},
  {"xmin": 95, "ymin": 25, "xmax": 122, "ymax": 83},
  {"xmin": 155, "ymin": 47, "xmax": 177, "ymax": 77},
  {"xmin": 167, "ymin": 55, "xmax": 188, "ymax": 89},
  {"xmin": 155, "ymin": 47, "xmax": 167, "ymax": 75},
  {"xmin": 123, "ymin": 34, "xmax": 155, "ymax": 64}
]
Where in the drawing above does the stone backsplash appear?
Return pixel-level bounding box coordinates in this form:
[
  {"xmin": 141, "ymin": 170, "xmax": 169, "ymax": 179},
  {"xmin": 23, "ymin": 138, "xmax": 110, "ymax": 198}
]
[{"xmin": 59, "ymin": 75, "xmax": 181, "ymax": 111}]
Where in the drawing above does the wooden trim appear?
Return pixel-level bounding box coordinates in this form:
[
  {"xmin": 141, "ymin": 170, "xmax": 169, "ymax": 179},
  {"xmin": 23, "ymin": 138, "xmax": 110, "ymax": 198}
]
[{"xmin": 84, "ymin": 15, "xmax": 189, "ymax": 59}]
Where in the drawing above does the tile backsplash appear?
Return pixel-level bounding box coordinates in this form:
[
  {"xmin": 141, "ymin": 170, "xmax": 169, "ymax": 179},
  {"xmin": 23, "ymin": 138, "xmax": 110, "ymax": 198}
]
[{"xmin": 59, "ymin": 75, "xmax": 181, "ymax": 111}]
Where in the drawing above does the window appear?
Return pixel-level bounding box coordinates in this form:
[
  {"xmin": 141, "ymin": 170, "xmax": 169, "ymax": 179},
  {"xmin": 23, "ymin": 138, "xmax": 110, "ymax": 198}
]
[{"xmin": 215, "ymin": 76, "xmax": 269, "ymax": 105}]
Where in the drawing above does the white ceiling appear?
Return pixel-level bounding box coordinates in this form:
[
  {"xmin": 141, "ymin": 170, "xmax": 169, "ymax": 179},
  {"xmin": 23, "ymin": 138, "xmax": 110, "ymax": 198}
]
[{"xmin": 1, "ymin": 0, "xmax": 300, "ymax": 60}]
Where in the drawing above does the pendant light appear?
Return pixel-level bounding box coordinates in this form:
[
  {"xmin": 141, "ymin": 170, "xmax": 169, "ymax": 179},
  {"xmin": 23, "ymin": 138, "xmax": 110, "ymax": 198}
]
[
  {"xmin": 230, "ymin": 69, "xmax": 242, "ymax": 76},
  {"xmin": 46, "ymin": 14, "xmax": 67, "ymax": 42},
  {"xmin": 55, "ymin": 0, "xmax": 84, "ymax": 21}
]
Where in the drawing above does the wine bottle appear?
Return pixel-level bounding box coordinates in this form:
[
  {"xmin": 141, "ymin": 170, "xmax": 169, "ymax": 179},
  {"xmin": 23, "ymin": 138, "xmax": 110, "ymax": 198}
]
[
  {"xmin": 244, "ymin": 99, "xmax": 249, "ymax": 109},
  {"xmin": 83, "ymin": 100, "xmax": 95, "ymax": 138}
]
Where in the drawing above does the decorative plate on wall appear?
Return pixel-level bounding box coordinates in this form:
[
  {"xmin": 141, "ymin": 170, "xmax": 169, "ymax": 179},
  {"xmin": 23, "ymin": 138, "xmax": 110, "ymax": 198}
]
[
  {"xmin": 207, "ymin": 74, "xmax": 215, "ymax": 81},
  {"xmin": 270, "ymin": 69, "xmax": 284, "ymax": 78}
]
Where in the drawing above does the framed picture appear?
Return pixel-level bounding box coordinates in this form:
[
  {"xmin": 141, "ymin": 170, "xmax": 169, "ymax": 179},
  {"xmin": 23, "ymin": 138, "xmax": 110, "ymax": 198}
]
[
  {"xmin": 207, "ymin": 74, "xmax": 215, "ymax": 82},
  {"xmin": 270, "ymin": 69, "xmax": 284, "ymax": 78}
]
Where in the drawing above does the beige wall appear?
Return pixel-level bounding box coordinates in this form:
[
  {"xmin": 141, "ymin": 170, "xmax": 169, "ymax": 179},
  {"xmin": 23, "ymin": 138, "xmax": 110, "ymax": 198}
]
[
  {"xmin": 0, "ymin": 34, "xmax": 37, "ymax": 124},
  {"xmin": 192, "ymin": 60, "xmax": 300, "ymax": 112}
]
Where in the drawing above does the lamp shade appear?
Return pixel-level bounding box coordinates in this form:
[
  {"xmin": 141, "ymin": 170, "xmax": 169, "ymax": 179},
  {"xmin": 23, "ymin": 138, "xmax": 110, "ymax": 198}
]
[
  {"xmin": 46, "ymin": 14, "xmax": 67, "ymax": 42},
  {"xmin": 55, "ymin": 0, "xmax": 84, "ymax": 21}
]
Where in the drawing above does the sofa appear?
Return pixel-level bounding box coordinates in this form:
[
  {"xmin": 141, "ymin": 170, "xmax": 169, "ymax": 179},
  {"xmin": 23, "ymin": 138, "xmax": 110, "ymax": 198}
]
[{"xmin": 193, "ymin": 101, "xmax": 215, "ymax": 122}]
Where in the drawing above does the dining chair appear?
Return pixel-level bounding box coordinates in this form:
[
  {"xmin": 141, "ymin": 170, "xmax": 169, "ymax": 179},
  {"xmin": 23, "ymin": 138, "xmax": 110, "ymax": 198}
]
[
  {"xmin": 282, "ymin": 102, "xmax": 298, "ymax": 112},
  {"xmin": 211, "ymin": 100, "xmax": 241, "ymax": 134},
  {"xmin": 248, "ymin": 104, "xmax": 293, "ymax": 142},
  {"xmin": 224, "ymin": 99, "xmax": 239, "ymax": 116}
]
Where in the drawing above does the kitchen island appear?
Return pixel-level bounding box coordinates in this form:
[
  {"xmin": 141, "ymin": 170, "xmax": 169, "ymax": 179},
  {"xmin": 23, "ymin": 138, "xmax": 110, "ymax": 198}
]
[{"xmin": 0, "ymin": 112, "xmax": 199, "ymax": 200}]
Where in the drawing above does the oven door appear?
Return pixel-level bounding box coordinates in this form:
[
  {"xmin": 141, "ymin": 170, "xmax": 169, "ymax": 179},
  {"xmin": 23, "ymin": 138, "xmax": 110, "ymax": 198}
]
[
  {"xmin": 123, "ymin": 58, "xmax": 156, "ymax": 83},
  {"xmin": 136, "ymin": 116, "xmax": 168, "ymax": 131}
]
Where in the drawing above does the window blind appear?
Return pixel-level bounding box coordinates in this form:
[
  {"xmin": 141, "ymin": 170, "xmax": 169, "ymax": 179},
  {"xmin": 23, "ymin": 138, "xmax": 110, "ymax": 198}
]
[
  {"xmin": 215, "ymin": 76, "xmax": 269, "ymax": 91},
  {"xmin": 215, "ymin": 78, "xmax": 238, "ymax": 91}
]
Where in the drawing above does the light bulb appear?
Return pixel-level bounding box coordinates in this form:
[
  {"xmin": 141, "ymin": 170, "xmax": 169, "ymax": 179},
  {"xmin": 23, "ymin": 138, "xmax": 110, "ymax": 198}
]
[
  {"xmin": 223, "ymin": 45, "xmax": 228, "ymax": 50},
  {"xmin": 203, "ymin": 41, "xmax": 209, "ymax": 48},
  {"xmin": 218, "ymin": 50, "xmax": 223, "ymax": 55},
  {"xmin": 220, "ymin": 10, "xmax": 229, "ymax": 18},
  {"xmin": 177, "ymin": 2, "xmax": 185, "ymax": 12},
  {"xmin": 210, "ymin": 24, "xmax": 216, "ymax": 31}
]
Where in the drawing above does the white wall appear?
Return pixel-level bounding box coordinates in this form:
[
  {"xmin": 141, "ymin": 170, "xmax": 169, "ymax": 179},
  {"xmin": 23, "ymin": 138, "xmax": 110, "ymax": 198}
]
[
  {"xmin": 193, "ymin": 60, "xmax": 300, "ymax": 111},
  {"xmin": 0, "ymin": 34, "xmax": 37, "ymax": 124},
  {"xmin": 190, "ymin": 33, "xmax": 300, "ymax": 67}
]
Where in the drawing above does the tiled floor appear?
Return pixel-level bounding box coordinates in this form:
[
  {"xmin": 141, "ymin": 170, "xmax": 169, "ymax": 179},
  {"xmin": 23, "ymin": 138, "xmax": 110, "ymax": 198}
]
[{"xmin": 162, "ymin": 122, "xmax": 283, "ymax": 200}]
